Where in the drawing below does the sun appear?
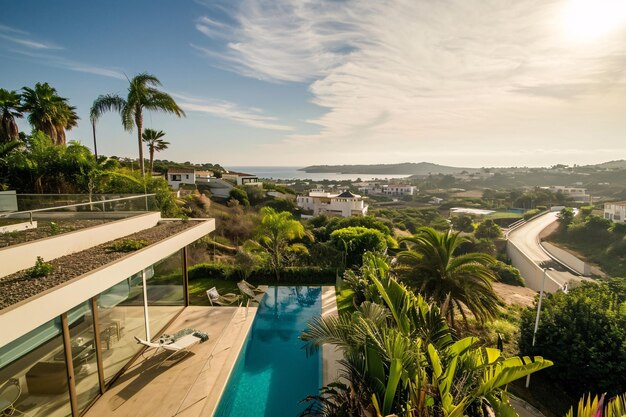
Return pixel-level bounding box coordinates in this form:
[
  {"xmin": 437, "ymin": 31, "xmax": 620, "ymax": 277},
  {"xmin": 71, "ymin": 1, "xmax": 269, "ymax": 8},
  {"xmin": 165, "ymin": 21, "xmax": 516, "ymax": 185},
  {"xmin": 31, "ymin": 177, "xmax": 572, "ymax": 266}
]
[{"xmin": 561, "ymin": 0, "xmax": 626, "ymax": 41}]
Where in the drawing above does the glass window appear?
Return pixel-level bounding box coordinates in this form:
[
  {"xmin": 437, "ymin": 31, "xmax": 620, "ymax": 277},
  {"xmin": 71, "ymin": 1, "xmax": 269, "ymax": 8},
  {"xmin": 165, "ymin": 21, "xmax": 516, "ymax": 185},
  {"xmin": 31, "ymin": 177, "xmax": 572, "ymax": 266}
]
[
  {"xmin": 97, "ymin": 274, "xmax": 146, "ymax": 384},
  {"xmin": 67, "ymin": 301, "xmax": 100, "ymax": 414},
  {"xmin": 145, "ymin": 251, "xmax": 185, "ymax": 339},
  {"xmin": 0, "ymin": 318, "xmax": 71, "ymax": 417}
]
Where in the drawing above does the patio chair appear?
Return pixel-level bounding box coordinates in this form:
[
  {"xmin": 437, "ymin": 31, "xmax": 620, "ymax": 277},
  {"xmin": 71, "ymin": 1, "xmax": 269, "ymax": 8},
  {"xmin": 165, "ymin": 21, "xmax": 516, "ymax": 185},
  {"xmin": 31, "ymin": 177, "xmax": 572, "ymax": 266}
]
[
  {"xmin": 237, "ymin": 280, "xmax": 265, "ymax": 303},
  {"xmin": 134, "ymin": 334, "xmax": 202, "ymax": 366},
  {"xmin": 206, "ymin": 287, "xmax": 240, "ymax": 306},
  {"xmin": 0, "ymin": 378, "xmax": 29, "ymax": 416}
]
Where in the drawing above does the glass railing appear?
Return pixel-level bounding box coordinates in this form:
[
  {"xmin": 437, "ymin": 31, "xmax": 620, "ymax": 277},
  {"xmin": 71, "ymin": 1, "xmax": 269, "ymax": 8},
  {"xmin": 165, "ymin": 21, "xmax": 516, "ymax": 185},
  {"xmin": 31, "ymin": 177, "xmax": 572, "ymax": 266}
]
[{"xmin": 0, "ymin": 194, "xmax": 158, "ymax": 223}]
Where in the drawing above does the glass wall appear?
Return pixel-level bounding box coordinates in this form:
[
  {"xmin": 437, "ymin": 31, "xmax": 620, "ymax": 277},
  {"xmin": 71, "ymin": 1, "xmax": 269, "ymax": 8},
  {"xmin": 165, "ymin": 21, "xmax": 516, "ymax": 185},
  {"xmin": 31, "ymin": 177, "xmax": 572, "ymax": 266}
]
[
  {"xmin": 145, "ymin": 250, "xmax": 185, "ymax": 339},
  {"xmin": 0, "ymin": 318, "xmax": 71, "ymax": 417},
  {"xmin": 97, "ymin": 274, "xmax": 146, "ymax": 384},
  {"xmin": 67, "ymin": 302, "xmax": 100, "ymax": 414},
  {"xmin": 0, "ymin": 246, "xmax": 192, "ymax": 416}
]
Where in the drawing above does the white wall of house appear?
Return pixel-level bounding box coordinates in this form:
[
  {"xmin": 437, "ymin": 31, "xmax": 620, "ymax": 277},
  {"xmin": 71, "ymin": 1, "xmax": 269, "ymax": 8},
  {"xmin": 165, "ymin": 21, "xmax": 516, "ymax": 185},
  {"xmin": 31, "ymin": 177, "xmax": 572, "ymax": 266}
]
[
  {"xmin": 222, "ymin": 173, "xmax": 262, "ymax": 187},
  {"xmin": 297, "ymin": 192, "xmax": 368, "ymax": 217},
  {"xmin": 167, "ymin": 171, "xmax": 196, "ymax": 188},
  {"xmin": 604, "ymin": 202, "xmax": 626, "ymax": 223}
]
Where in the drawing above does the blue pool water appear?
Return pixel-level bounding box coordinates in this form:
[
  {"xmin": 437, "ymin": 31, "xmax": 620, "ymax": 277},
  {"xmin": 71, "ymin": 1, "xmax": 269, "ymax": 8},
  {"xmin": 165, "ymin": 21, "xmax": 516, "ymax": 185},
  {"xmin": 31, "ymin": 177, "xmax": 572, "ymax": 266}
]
[{"xmin": 214, "ymin": 286, "xmax": 322, "ymax": 417}]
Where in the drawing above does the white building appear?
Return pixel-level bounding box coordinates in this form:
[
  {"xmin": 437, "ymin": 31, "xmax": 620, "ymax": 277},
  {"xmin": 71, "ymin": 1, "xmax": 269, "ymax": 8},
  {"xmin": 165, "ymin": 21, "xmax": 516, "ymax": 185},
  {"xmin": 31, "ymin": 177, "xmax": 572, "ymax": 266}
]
[
  {"xmin": 547, "ymin": 186, "xmax": 591, "ymax": 203},
  {"xmin": 297, "ymin": 190, "xmax": 368, "ymax": 217},
  {"xmin": 359, "ymin": 183, "xmax": 417, "ymax": 196},
  {"xmin": 167, "ymin": 168, "xmax": 196, "ymax": 188},
  {"xmin": 221, "ymin": 171, "xmax": 262, "ymax": 187},
  {"xmin": 0, "ymin": 199, "xmax": 215, "ymax": 417},
  {"xmin": 604, "ymin": 201, "xmax": 626, "ymax": 223}
]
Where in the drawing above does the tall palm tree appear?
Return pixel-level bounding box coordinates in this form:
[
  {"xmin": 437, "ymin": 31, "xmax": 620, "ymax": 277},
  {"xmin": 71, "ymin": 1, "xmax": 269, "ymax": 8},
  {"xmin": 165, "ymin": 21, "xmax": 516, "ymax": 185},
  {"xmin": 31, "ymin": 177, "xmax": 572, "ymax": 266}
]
[
  {"xmin": 141, "ymin": 128, "xmax": 169, "ymax": 174},
  {"xmin": 90, "ymin": 73, "xmax": 185, "ymax": 176},
  {"xmin": 244, "ymin": 207, "xmax": 310, "ymax": 281},
  {"xmin": 89, "ymin": 94, "xmax": 126, "ymax": 160},
  {"xmin": 21, "ymin": 83, "xmax": 78, "ymax": 145},
  {"xmin": 0, "ymin": 89, "xmax": 23, "ymax": 144},
  {"xmin": 397, "ymin": 227, "xmax": 502, "ymax": 326}
]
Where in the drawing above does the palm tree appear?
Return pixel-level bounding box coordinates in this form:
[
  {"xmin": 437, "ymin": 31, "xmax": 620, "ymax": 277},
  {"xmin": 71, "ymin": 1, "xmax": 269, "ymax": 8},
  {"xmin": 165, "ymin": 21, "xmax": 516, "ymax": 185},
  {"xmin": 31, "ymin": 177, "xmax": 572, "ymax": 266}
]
[
  {"xmin": 90, "ymin": 73, "xmax": 185, "ymax": 176},
  {"xmin": 0, "ymin": 89, "xmax": 23, "ymax": 144},
  {"xmin": 21, "ymin": 83, "xmax": 78, "ymax": 145},
  {"xmin": 141, "ymin": 128, "xmax": 169, "ymax": 174},
  {"xmin": 397, "ymin": 227, "xmax": 502, "ymax": 326},
  {"xmin": 301, "ymin": 253, "xmax": 552, "ymax": 417},
  {"xmin": 244, "ymin": 207, "xmax": 310, "ymax": 281}
]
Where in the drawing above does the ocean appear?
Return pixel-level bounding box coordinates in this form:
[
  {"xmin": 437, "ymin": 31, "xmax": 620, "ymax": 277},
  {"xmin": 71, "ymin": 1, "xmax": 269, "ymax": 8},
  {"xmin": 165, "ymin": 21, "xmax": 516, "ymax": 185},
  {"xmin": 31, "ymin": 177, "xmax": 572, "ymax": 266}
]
[{"xmin": 227, "ymin": 166, "xmax": 410, "ymax": 182}]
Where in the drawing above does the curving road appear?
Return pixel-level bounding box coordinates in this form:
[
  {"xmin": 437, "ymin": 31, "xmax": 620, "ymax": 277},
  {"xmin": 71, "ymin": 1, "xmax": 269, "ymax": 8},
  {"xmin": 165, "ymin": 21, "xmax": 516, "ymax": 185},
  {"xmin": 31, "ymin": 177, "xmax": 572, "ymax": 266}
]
[{"xmin": 508, "ymin": 212, "xmax": 588, "ymax": 288}]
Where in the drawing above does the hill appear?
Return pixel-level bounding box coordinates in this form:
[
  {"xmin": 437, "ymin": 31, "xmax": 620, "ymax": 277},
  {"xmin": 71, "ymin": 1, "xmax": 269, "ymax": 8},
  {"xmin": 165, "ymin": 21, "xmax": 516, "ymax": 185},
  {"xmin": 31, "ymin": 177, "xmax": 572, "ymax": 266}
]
[
  {"xmin": 300, "ymin": 162, "xmax": 478, "ymax": 175},
  {"xmin": 585, "ymin": 160, "xmax": 626, "ymax": 169}
]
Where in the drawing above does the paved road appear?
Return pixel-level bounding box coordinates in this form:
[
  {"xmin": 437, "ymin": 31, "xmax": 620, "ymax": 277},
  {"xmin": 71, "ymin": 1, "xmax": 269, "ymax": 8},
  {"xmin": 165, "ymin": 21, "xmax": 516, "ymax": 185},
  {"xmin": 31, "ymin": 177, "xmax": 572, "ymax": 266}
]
[{"xmin": 508, "ymin": 212, "xmax": 587, "ymax": 287}]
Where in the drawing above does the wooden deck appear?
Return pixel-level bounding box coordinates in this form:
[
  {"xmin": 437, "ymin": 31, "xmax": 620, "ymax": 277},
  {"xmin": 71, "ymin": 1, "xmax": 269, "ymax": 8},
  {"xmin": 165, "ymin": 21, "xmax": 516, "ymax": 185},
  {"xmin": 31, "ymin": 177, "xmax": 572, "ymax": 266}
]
[{"xmin": 85, "ymin": 305, "xmax": 257, "ymax": 417}]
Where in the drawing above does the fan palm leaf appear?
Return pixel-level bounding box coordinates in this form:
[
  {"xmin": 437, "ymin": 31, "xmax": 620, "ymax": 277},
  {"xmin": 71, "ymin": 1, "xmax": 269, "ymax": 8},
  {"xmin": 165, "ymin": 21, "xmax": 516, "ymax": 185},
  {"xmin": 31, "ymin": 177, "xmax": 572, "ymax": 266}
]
[
  {"xmin": 91, "ymin": 73, "xmax": 184, "ymax": 175},
  {"xmin": 398, "ymin": 227, "xmax": 502, "ymax": 326}
]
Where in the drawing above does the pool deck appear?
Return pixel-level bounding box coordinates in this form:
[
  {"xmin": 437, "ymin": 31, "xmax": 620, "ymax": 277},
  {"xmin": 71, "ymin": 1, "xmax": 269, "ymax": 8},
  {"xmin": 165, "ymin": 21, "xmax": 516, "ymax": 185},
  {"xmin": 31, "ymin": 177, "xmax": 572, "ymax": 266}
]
[
  {"xmin": 85, "ymin": 305, "xmax": 257, "ymax": 417},
  {"xmin": 321, "ymin": 286, "xmax": 343, "ymax": 385},
  {"xmin": 85, "ymin": 286, "xmax": 341, "ymax": 417}
]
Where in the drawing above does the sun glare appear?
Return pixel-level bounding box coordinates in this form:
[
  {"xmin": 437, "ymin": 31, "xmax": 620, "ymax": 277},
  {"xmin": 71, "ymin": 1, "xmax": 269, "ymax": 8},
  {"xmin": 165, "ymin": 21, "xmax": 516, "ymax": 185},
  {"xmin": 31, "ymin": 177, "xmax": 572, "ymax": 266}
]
[{"xmin": 561, "ymin": 0, "xmax": 626, "ymax": 41}]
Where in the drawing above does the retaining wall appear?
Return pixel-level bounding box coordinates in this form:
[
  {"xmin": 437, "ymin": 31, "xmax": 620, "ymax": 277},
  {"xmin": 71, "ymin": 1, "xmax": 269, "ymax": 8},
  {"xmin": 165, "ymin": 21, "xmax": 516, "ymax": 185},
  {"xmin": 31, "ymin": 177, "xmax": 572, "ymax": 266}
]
[
  {"xmin": 541, "ymin": 242, "xmax": 590, "ymax": 275},
  {"xmin": 506, "ymin": 240, "xmax": 563, "ymax": 293}
]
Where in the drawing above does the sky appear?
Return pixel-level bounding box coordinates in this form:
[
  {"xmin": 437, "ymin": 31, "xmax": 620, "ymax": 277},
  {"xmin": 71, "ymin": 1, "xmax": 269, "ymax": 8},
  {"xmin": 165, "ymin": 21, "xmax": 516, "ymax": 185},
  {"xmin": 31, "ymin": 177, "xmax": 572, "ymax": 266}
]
[{"xmin": 2, "ymin": 0, "xmax": 626, "ymax": 168}]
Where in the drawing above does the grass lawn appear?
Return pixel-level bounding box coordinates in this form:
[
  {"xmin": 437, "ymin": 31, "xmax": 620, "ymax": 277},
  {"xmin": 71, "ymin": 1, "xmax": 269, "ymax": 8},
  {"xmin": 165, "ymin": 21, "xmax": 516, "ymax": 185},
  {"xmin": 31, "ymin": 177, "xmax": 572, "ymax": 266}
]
[
  {"xmin": 189, "ymin": 278, "xmax": 239, "ymax": 306},
  {"xmin": 188, "ymin": 277, "xmax": 336, "ymax": 306}
]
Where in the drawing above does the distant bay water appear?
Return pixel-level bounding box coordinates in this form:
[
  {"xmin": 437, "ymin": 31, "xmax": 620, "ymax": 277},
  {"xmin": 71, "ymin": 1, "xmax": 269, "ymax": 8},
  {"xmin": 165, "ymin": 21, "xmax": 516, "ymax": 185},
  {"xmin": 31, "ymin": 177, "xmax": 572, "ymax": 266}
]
[{"xmin": 228, "ymin": 166, "xmax": 411, "ymax": 182}]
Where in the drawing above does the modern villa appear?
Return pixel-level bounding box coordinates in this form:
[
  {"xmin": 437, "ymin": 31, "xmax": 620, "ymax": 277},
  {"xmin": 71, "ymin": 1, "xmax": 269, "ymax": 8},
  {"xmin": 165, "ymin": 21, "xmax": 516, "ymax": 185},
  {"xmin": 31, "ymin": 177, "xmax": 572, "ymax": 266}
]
[
  {"xmin": 0, "ymin": 197, "xmax": 216, "ymax": 416},
  {"xmin": 296, "ymin": 189, "xmax": 368, "ymax": 217},
  {"xmin": 0, "ymin": 194, "xmax": 338, "ymax": 417}
]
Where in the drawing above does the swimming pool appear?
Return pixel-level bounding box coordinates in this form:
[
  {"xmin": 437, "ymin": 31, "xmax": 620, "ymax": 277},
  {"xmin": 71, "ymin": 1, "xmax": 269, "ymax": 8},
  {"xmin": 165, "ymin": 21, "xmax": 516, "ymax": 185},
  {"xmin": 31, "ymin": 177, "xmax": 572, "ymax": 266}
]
[{"xmin": 214, "ymin": 286, "xmax": 322, "ymax": 417}]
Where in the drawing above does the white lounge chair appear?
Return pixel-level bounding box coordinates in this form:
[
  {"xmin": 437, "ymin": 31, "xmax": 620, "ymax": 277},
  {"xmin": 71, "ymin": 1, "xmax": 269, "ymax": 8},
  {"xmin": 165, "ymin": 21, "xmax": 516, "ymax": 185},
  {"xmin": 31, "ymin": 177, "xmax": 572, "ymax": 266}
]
[
  {"xmin": 134, "ymin": 334, "xmax": 202, "ymax": 366},
  {"xmin": 0, "ymin": 378, "xmax": 29, "ymax": 416},
  {"xmin": 206, "ymin": 287, "xmax": 240, "ymax": 306}
]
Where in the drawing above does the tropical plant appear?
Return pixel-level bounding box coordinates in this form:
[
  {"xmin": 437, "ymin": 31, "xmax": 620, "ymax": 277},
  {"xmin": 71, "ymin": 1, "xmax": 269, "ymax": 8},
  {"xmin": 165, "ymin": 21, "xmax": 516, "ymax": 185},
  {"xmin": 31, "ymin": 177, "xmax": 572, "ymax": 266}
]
[
  {"xmin": 397, "ymin": 227, "xmax": 502, "ymax": 326},
  {"xmin": 90, "ymin": 73, "xmax": 185, "ymax": 175},
  {"xmin": 566, "ymin": 393, "xmax": 626, "ymax": 417},
  {"xmin": 21, "ymin": 83, "xmax": 78, "ymax": 145},
  {"xmin": 142, "ymin": 128, "xmax": 169, "ymax": 174},
  {"xmin": 0, "ymin": 88, "xmax": 22, "ymax": 143},
  {"xmin": 301, "ymin": 253, "xmax": 552, "ymax": 417},
  {"xmin": 244, "ymin": 207, "xmax": 310, "ymax": 280}
]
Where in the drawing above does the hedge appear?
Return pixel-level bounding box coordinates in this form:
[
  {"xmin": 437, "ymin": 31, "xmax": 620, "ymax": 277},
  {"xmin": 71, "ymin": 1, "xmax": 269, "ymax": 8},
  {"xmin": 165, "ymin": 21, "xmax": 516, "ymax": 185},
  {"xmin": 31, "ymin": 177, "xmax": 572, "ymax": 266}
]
[{"xmin": 188, "ymin": 262, "xmax": 339, "ymax": 285}]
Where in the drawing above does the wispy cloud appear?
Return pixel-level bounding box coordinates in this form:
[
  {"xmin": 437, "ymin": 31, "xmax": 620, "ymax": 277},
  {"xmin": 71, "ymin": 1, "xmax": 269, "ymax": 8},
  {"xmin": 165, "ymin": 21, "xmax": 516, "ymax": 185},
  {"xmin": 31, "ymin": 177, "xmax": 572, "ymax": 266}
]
[
  {"xmin": 8, "ymin": 49, "xmax": 126, "ymax": 80},
  {"xmin": 171, "ymin": 92, "xmax": 293, "ymax": 131},
  {"xmin": 0, "ymin": 24, "xmax": 62, "ymax": 50},
  {"xmin": 194, "ymin": 0, "xmax": 626, "ymax": 153},
  {"xmin": 0, "ymin": 23, "xmax": 124, "ymax": 79}
]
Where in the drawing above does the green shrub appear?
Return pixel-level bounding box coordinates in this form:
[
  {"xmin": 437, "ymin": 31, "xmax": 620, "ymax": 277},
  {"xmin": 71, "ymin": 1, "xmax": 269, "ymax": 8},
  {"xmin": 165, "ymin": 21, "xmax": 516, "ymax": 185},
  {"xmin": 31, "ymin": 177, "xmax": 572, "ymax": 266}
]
[
  {"xmin": 187, "ymin": 262, "xmax": 337, "ymax": 284},
  {"xmin": 108, "ymin": 239, "xmax": 149, "ymax": 253},
  {"xmin": 490, "ymin": 260, "xmax": 524, "ymax": 286},
  {"xmin": 49, "ymin": 222, "xmax": 60, "ymax": 236},
  {"xmin": 330, "ymin": 226, "xmax": 387, "ymax": 267},
  {"xmin": 229, "ymin": 188, "xmax": 249, "ymax": 207},
  {"xmin": 523, "ymin": 208, "xmax": 541, "ymax": 220},
  {"xmin": 519, "ymin": 281, "xmax": 626, "ymax": 397},
  {"xmin": 28, "ymin": 256, "xmax": 54, "ymax": 278},
  {"xmin": 474, "ymin": 219, "xmax": 502, "ymax": 239}
]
